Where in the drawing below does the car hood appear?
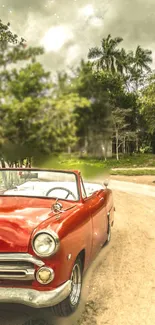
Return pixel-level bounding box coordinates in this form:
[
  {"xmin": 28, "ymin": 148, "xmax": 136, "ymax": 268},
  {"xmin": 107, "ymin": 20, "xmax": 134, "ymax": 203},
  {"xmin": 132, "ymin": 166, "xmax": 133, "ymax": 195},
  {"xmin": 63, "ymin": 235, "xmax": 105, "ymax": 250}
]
[{"xmin": 0, "ymin": 196, "xmax": 76, "ymax": 253}]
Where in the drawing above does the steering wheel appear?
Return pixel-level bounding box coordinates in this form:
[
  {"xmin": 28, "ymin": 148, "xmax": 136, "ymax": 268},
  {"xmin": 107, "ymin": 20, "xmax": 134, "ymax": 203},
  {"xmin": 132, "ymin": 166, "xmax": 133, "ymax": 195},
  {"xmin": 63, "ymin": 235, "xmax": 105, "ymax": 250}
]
[{"xmin": 46, "ymin": 186, "xmax": 77, "ymax": 200}]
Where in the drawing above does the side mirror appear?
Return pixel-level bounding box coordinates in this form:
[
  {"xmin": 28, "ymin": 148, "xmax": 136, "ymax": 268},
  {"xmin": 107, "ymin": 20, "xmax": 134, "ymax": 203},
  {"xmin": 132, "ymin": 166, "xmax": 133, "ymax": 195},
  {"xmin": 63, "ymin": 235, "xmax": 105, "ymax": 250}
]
[{"xmin": 104, "ymin": 179, "xmax": 109, "ymax": 188}]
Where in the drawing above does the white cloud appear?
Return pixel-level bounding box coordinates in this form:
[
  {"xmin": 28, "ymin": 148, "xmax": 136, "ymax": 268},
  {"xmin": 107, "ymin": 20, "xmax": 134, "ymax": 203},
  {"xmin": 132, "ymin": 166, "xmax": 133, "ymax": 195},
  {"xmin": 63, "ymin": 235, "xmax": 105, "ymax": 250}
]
[
  {"xmin": 79, "ymin": 4, "xmax": 94, "ymax": 18},
  {"xmin": 89, "ymin": 16, "xmax": 103, "ymax": 27},
  {"xmin": 66, "ymin": 44, "xmax": 81, "ymax": 64},
  {"xmin": 41, "ymin": 25, "xmax": 73, "ymax": 52},
  {"xmin": 2, "ymin": 0, "xmax": 155, "ymax": 70}
]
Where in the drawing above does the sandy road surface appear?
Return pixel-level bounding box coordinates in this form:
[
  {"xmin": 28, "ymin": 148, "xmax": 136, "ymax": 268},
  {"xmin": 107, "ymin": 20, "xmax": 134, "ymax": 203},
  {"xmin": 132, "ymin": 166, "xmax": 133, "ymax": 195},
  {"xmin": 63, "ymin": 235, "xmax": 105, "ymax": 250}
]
[
  {"xmin": 109, "ymin": 179, "xmax": 155, "ymax": 197},
  {"xmin": 110, "ymin": 175, "xmax": 155, "ymax": 186},
  {"xmin": 0, "ymin": 181, "xmax": 155, "ymax": 325},
  {"xmin": 78, "ymin": 190, "xmax": 155, "ymax": 325}
]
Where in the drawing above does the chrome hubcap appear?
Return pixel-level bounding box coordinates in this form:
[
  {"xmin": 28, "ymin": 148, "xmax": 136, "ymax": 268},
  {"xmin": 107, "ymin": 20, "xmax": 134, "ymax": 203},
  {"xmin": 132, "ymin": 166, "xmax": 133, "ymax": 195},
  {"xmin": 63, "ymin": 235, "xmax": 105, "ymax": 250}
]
[{"xmin": 70, "ymin": 263, "xmax": 82, "ymax": 306}]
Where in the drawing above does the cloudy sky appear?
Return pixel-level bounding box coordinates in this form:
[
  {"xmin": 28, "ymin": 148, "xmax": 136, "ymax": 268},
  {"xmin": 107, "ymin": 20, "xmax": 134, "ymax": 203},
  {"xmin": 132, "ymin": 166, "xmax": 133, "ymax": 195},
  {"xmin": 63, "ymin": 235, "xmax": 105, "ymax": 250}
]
[{"xmin": 1, "ymin": 0, "xmax": 155, "ymax": 72}]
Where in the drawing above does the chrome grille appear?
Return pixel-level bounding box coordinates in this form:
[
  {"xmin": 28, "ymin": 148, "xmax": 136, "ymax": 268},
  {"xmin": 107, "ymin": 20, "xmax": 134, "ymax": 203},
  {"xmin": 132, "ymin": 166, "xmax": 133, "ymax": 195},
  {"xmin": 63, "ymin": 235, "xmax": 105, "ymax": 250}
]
[{"xmin": 0, "ymin": 253, "xmax": 44, "ymax": 281}]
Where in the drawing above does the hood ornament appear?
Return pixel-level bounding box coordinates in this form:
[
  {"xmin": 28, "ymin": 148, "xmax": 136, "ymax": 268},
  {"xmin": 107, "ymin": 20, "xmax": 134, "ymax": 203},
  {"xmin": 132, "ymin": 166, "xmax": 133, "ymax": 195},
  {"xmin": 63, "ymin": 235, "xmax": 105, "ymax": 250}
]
[{"xmin": 52, "ymin": 198, "xmax": 63, "ymax": 213}]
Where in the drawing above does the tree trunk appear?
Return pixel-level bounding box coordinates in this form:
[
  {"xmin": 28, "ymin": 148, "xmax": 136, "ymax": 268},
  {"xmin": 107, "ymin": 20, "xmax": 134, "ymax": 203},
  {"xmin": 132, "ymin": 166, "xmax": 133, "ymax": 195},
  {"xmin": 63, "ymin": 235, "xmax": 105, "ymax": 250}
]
[
  {"xmin": 67, "ymin": 146, "xmax": 71, "ymax": 154},
  {"xmin": 101, "ymin": 142, "xmax": 107, "ymax": 161},
  {"xmin": 84, "ymin": 136, "xmax": 88, "ymax": 154},
  {"xmin": 104, "ymin": 140, "xmax": 108, "ymax": 161},
  {"xmin": 135, "ymin": 135, "xmax": 139, "ymax": 152},
  {"xmin": 151, "ymin": 132, "xmax": 155, "ymax": 154},
  {"xmin": 116, "ymin": 129, "xmax": 119, "ymax": 160},
  {"xmin": 123, "ymin": 136, "xmax": 126, "ymax": 154},
  {"xmin": 126, "ymin": 142, "xmax": 129, "ymax": 154}
]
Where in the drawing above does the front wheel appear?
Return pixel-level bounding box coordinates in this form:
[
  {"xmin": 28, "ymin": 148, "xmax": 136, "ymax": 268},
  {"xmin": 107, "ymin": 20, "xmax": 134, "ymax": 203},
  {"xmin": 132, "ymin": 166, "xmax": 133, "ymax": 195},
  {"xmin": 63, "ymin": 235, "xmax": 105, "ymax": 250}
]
[{"xmin": 50, "ymin": 257, "xmax": 82, "ymax": 317}]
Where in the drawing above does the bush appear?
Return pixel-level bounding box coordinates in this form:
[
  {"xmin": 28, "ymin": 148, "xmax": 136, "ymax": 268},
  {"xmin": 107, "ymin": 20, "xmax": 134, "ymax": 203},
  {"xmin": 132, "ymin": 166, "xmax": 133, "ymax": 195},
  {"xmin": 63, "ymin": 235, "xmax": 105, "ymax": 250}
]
[{"xmin": 140, "ymin": 146, "xmax": 152, "ymax": 154}]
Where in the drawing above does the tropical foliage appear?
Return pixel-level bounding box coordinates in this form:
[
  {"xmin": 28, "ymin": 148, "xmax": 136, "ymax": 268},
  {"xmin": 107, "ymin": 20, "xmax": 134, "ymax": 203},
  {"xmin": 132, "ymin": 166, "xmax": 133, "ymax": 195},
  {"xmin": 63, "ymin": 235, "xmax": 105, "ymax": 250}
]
[{"xmin": 0, "ymin": 20, "xmax": 154, "ymax": 164}]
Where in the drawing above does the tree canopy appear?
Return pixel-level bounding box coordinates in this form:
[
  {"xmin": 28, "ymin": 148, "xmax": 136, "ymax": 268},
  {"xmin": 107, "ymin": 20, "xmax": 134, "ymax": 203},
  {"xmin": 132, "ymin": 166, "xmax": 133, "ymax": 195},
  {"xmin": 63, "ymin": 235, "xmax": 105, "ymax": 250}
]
[{"xmin": 0, "ymin": 19, "xmax": 154, "ymax": 163}]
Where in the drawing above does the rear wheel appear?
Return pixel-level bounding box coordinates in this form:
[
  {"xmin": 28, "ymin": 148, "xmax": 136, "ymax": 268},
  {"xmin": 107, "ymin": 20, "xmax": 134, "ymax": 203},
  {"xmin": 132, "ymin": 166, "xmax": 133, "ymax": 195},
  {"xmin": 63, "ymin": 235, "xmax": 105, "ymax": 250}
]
[{"xmin": 50, "ymin": 257, "xmax": 82, "ymax": 317}]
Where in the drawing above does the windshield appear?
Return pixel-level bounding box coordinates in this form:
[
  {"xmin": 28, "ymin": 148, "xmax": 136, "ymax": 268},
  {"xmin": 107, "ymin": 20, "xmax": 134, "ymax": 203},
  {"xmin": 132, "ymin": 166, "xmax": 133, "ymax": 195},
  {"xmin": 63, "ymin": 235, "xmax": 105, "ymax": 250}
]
[{"xmin": 0, "ymin": 169, "xmax": 79, "ymax": 201}]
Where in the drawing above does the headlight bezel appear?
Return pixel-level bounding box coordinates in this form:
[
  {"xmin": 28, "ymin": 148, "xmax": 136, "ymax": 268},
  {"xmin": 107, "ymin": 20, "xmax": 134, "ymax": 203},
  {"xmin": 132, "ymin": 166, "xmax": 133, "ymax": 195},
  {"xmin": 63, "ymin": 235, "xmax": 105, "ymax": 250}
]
[{"xmin": 32, "ymin": 229, "xmax": 60, "ymax": 258}]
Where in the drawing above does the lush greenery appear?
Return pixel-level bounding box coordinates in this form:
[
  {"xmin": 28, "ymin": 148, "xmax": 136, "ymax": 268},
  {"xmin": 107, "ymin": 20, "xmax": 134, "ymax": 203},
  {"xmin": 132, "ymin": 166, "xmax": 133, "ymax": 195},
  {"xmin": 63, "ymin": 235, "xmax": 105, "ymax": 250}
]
[
  {"xmin": 0, "ymin": 20, "xmax": 155, "ymax": 167},
  {"xmin": 111, "ymin": 169, "xmax": 155, "ymax": 176},
  {"xmin": 33, "ymin": 153, "xmax": 155, "ymax": 178}
]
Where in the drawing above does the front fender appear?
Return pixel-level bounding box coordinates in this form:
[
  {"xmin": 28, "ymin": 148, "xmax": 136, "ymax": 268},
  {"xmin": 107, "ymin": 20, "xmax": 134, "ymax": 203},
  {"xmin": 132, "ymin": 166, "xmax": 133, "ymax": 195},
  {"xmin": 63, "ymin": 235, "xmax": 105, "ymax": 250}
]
[{"xmin": 28, "ymin": 206, "xmax": 92, "ymax": 290}]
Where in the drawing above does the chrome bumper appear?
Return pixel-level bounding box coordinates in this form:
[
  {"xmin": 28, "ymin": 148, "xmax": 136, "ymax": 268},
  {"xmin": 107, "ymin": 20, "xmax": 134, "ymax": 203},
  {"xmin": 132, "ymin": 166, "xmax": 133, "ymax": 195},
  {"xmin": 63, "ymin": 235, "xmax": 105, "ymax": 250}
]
[
  {"xmin": 0, "ymin": 280, "xmax": 72, "ymax": 308},
  {"xmin": 0, "ymin": 253, "xmax": 44, "ymax": 267}
]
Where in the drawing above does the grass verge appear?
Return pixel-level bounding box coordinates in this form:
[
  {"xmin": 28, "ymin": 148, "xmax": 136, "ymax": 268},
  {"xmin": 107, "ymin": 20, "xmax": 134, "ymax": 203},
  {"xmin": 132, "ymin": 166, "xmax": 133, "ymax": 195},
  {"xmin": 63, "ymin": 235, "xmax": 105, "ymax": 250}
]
[
  {"xmin": 33, "ymin": 153, "xmax": 155, "ymax": 178},
  {"xmin": 111, "ymin": 169, "xmax": 155, "ymax": 176}
]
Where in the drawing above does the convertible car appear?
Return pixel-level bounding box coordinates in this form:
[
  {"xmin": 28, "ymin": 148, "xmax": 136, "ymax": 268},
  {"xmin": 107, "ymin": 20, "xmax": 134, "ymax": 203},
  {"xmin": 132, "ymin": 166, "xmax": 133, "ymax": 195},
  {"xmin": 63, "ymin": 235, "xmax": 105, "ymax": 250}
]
[{"xmin": 0, "ymin": 168, "xmax": 114, "ymax": 317}]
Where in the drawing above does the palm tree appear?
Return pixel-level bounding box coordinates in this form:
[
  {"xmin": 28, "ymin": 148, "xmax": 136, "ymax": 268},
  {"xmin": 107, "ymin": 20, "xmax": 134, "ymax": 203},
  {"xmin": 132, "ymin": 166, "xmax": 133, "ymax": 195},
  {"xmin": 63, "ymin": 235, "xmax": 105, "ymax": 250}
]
[
  {"xmin": 133, "ymin": 45, "xmax": 152, "ymax": 73},
  {"xmin": 116, "ymin": 48, "xmax": 137, "ymax": 76},
  {"xmin": 115, "ymin": 48, "xmax": 130, "ymax": 75},
  {"xmin": 88, "ymin": 34, "xmax": 123, "ymax": 73},
  {"xmin": 129, "ymin": 46, "xmax": 152, "ymax": 91}
]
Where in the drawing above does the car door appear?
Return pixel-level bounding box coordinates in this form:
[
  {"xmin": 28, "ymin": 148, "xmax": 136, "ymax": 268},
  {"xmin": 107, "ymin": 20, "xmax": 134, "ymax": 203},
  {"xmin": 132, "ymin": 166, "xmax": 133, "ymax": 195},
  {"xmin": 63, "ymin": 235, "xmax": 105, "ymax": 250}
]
[
  {"xmin": 89, "ymin": 190, "xmax": 108, "ymax": 258},
  {"xmin": 80, "ymin": 178, "xmax": 108, "ymax": 259}
]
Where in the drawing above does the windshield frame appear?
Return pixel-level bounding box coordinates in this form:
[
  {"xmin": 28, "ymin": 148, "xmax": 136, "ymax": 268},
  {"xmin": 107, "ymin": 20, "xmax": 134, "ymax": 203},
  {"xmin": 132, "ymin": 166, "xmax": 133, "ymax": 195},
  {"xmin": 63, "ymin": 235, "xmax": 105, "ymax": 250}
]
[{"xmin": 0, "ymin": 168, "xmax": 80, "ymax": 202}]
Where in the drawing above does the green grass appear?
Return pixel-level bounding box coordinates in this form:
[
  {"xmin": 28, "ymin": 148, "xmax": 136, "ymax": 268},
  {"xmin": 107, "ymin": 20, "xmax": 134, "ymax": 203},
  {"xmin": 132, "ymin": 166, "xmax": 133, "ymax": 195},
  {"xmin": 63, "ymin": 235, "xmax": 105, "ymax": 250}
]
[
  {"xmin": 33, "ymin": 153, "xmax": 155, "ymax": 178},
  {"xmin": 111, "ymin": 169, "xmax": 155, "ymax": 176},
  {"xmin": 104, "ymin": 154, "xmax": 155, "ymax": 168},
  {"xmin": 34, "ymin": 154, "xmax": 109, "ymax": 179}
]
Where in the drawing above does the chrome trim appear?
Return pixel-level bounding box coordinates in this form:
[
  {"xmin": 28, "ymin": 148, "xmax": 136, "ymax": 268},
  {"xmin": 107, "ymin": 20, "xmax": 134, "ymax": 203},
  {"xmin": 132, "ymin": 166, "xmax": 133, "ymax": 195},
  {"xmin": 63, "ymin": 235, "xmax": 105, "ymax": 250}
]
[
  {"xmin": 32, "ymin": 229, "xmax": 60, "ymax": 258},
  {"xmin": 0, "ymin": 280, "xmax": 72, "ymax": 308},
  {"xmin": 52, "ymin": 204, "xmax": 77, "ymax": 214},
  {"xmin": 36, "ymin": 266, "xmax": 55, "ymax": 284},
  {"xmin": 0, "ymin": 264, "xmax": 35, "ymax": 281},
  {"xmin": 0, "ymin": 253, "xmax": 44, "ymax": 267}
]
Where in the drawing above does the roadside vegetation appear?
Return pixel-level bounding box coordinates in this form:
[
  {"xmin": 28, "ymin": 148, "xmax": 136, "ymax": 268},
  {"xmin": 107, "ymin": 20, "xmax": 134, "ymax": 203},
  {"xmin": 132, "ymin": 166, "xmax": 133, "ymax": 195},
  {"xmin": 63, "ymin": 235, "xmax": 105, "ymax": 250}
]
[
  {"xmin": 0, "ymin": 20, "xmax": 155, "ymax": 169},
  {"xmin": 34, "ymin": 153, "xmax": 155, "ymax": 178},
  {"xmin": 111, "ymin": 169, "xmax": 155, "ymax": 176}
]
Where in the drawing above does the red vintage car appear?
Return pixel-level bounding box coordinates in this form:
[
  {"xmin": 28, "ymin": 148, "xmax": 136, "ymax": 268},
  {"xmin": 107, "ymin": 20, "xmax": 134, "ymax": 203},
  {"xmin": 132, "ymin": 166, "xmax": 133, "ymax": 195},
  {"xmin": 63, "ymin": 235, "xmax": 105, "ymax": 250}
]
[{"xmin": 0, "ymin": 168, "xmax": 114, "ymax": 317}]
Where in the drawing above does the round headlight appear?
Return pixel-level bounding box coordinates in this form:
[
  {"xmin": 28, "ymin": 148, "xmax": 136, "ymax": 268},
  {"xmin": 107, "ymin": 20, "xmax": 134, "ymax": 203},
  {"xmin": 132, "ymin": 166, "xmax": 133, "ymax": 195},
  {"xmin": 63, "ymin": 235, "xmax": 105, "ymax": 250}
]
[{"xmin": 32, "ymin": 230, "xmax": 59, "ymax": 257}]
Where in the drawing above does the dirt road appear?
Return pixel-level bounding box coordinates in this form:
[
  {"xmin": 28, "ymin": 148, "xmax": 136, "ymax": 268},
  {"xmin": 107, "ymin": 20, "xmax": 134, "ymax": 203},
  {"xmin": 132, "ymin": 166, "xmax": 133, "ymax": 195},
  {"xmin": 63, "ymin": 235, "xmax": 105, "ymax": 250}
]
[
  {"xmin": 78, "ymin": 189, "xmax": 155, "ymax": 325},
  {"xmin": 0, "ymin": 181, "xmax": 154, "ymax": 325},
  {"xmin": 110, "ymin": 174, "xmax": 155, "ymax": 186}
]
